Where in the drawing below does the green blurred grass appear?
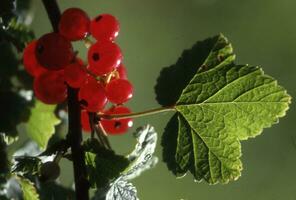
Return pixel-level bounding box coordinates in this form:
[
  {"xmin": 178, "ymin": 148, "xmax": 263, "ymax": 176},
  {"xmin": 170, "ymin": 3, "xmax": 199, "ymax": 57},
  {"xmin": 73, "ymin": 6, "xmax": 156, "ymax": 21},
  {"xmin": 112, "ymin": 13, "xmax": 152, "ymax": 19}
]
[{"xmin": 29, "ymin": 0, "xmax": 296, "ymax": 199}]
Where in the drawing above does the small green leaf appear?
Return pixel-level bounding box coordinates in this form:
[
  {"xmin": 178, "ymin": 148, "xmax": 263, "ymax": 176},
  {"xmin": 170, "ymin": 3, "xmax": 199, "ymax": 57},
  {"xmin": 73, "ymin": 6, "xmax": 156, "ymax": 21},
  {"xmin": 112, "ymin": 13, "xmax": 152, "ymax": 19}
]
[
  {"xmin": 124, "ymin": 125, "xmax": 158, "ymax": 180},
  {"xmin": 85, "ymin": 139, "xmax": 130, "ymax": 188},
  {"xmin": 92, "ymin": 125, "xmax": 157, "ymax": 200},
  {"xmin": 26, "ymin": 100, "xmax": 61, "ymax": 150},
  {"xmin": 162, "ymin": 34, "xmax": 291, "ymax": 184},
  {"xmin": 13, "ymin": 156, "xmax": 41, "ymax": 176},
  {"xmin": 39, "ymin": 139, "xmax": 69, "ymax": 157},
  {"xmin": 18, "ymin": 177, "xmax": 40, "ymax": 200}
]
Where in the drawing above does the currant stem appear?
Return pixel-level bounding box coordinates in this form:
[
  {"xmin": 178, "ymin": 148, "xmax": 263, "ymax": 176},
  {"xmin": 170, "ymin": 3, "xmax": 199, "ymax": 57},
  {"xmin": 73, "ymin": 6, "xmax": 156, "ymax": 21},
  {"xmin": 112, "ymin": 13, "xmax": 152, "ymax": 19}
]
[
  {"xmin": 83, "ymin": 37, "xmax": 94, "ymax": 48},
  {"xmin": 41, "ymin": 1, "xmax": 90, "ymax": 199},
  {"xmin": 98, "ymin": 106, "xmax": 176, "ymax": 120}
]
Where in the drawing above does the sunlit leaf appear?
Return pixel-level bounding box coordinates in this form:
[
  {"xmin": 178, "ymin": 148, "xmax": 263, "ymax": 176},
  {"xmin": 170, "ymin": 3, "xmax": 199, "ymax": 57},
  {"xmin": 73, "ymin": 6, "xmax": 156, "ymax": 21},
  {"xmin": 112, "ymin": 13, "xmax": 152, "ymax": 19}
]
[
  {"xmin": 18, "ymin": 177, "xmax": 40, "ymax": 200},
  {"xmin": 26, "ymin": 100, "xmax": 61, "ymax": 150},
  {"xmin": 162, "ymin": 34, "xmax": 291, "ymax": 184}
]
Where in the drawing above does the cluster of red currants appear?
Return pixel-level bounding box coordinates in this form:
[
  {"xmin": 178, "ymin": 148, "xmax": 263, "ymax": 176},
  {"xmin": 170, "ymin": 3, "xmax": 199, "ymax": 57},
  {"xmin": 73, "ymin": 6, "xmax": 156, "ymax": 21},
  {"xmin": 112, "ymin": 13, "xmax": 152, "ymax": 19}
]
[{"xmin": 23, "ymin": 8, "xmax": 134, "ymax": 135}]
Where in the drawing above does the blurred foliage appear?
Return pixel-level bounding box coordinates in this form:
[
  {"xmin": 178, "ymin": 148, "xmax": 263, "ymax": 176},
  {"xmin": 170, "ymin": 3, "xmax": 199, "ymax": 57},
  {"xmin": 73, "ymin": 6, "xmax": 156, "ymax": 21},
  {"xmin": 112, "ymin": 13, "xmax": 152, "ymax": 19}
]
[
  {"xmin": 0, "ymin": 135, "xmax": 10, "ymax": 190},
  {"xmin": 0, "ymin": 91, "xmax": 31, "ymax": 136},
  {"xmin": 0, "ymin": 18, "xmax": 34, "ymax": 51},
  {"xmin": 0, "ymin": 0, "xmax": 16, "ymax": 27},
  {"xmin": 0, "ymin": 0, "xmax": 35, "ymax": 138}
]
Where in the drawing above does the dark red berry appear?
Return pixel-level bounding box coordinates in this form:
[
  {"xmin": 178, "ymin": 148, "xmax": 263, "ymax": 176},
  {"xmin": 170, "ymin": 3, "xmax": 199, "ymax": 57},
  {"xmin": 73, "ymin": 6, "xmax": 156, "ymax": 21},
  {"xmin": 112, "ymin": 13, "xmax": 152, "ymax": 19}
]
[
  {"xmin": 117, "ymin": 64, "xmax": 127, "ymax": 79},
  {"xmin": 59, "ymin": 8, "xmax": 90, "ymax": 41},
  {"xmin": 23, "ymin": 40, "xmax": 47, "ymax": 76},
  {"xmin": 36, "ymin": 33, "xmax": 74, "ymax": 70},
  {"xmin": 101, "ymin": 106, "xmax": 133, "ymax": 135},
  {"xmin": 81, "ymin": 110, "xmax": 91, "ymax": 132},
  {"xmin": 79, "ymin": 77, "xmax": 107, "ymax": 112},
  {"xmin": 88, "ymin": 41, "xmax": 122, "ymax": 76},
  {"xmin": 34, "ymin": 71, "xmax": 67, "ymax": 104},
  {"xmin": 105, "ymin": 79, "xmax": 133, "ymax": 104},
  {"xmin": 90, "ymin": 14, "xmax": 119, "ymax": 42},
  {"xmin": 64, "ymin": 58, "xmax": 87, "ymax": 88}
]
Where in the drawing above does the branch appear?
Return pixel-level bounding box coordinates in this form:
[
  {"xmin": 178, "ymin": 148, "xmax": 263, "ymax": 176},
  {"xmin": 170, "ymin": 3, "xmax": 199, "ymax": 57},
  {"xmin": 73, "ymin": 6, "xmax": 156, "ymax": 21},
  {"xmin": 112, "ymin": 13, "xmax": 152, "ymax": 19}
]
[{"xmin": 41, "ymin": 0, "xmax": 89, "ymax": 199}]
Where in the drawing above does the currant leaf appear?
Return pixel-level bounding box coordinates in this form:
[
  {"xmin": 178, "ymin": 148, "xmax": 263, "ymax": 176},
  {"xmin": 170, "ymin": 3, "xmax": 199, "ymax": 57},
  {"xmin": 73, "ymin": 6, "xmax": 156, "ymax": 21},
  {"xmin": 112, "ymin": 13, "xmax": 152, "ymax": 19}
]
[
  {"xmin": 12, "ymin": 156, "xmax": 41, "ymax": 176},
  {"xmin": 92, "ymin": 178, "xmax": 138, "ymax": 200},
  {"xmin": 124, "ymin": 125, "xmax": 158, "ymax": 180},
  {"xmin": 84, "ymin": 140, "xmax": 130, "ymax": 188},
  {"xmin": 92, "ymin": 125, "xmax": 157, "ymax": 200},
  {"xmin": 155, "ymin": 34, "xmax": 233, "ymax": 106},
  {"xmin": 18, "ymin": 177, "xmax": 40, "ymax": 200},
  {"xmin": 38, "ymin": 182, "xmax": 75, "ymax": 200},
  {"xmin": 25, "ymin": 100, "xmax": 61, "ymax": 149},
  {"xmin": 162, "ymin": 34, "xmax": 291, "ymax": 184},
  {"xmin": 105, "ymin": 179, "xmax": 138, "ymax": 200}
]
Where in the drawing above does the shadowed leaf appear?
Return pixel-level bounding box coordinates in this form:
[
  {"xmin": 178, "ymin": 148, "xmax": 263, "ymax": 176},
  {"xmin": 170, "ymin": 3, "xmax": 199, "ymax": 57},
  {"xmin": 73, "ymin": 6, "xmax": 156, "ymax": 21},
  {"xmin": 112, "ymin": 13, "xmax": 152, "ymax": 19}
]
[{"xmin": 155, "ymin": 34, "xmax": 233, "ymax": 106}]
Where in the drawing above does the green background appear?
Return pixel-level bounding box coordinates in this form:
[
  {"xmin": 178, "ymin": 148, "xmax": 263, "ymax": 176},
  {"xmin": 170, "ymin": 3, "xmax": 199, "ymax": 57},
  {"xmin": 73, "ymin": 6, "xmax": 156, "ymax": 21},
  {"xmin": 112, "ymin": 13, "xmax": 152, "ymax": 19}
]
[{"xmin": 30, "ymin": 0, "xmax": 295, "ymax": 199}]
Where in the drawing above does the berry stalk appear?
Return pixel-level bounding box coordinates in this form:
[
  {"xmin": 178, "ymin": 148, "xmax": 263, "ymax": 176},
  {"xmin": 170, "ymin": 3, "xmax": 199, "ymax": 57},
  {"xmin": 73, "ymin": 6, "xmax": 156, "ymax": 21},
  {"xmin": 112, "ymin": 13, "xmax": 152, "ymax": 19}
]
[
  {"xmin": 98, "ymin": 106, "xmax": 176, "ymax": 120},
  {"xmin": 41, "ymin": 0, "xmax": 90, "ymax": 199}
]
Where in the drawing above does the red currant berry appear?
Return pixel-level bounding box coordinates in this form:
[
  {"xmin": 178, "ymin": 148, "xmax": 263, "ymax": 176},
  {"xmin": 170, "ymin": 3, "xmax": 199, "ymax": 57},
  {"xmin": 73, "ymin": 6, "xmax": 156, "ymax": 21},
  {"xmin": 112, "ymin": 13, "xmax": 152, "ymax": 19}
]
[
  {"xmin": 81, "ymin": 110, "xmax": 91, "ymax": 132},
  {"xmin": 79, "ymin": 77, "xmax": 107, "ymax": 112},
  {"xmin": 59, "ymin": 8, "xmax": 90, "ymax": 41},
  {"xmin": 34, "ymin": 71, "xmax": 67, "ymax": 104},
  {"xmin": 117, "ymin": 64, "xmax": 127, "ymax": 79},
  {"xmin": 105, "ymin": 79, "xmax": 133, "ymax": 104},
  {"xmin": 101, "ymin": 106, "xmax": 133, "ymax": 135},
  {"xmin": 36, "ymin": 33, "xmax": 74, "ymax": 70},
  {"xmin": 90, "ymin": 14, "xmax": 119, "ymax": 42},
  {"xmin": 23, "ymin": 40, "xmax": 47, "ymax": 76},
  {"xmin": 88, "ymin": 41, "xmax": 122, "ymax": 76},
  {"xmin": 64, "ymin": 58, "xmax": 87, "ymax": 88}
]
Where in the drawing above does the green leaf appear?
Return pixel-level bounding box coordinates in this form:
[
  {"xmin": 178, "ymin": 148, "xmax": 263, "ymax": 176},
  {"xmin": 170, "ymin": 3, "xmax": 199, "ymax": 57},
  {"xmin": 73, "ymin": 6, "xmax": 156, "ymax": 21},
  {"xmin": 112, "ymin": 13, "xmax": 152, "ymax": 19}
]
[
  {"xmin": 39, "ymin": 139, "xmax": 69, "ymax": 157},
  {"xmin": 155, "ymin": 34, "xmax": 233, "ymax": 106},
  {"xmin": 18, "ymin": 177, "xmax": 40, "ymax": 200},
  {"xmin": 26, "ymin": 100, "xmax": 61, "ymax": 150},
  {"xmin": 124, "ymin": 125, "xmax": 158, "ymax": 180},
  {"xmin": 162, "ymin": 34, "xmax": 291, "ymax": 184},
  {"xmin": 13, "ymin": 156, "xmax": 41, "ymax": 176},
  {"xmin": 39, "ymin": 182, "xmax": 75, "ymax": 200},
  {"xmin": 85, "ymin": 139, "xmax": 130, "ymax": 188},
  {"xmin": 92, "ymin": 125, "xmax": 157, "ymax": 200}
]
